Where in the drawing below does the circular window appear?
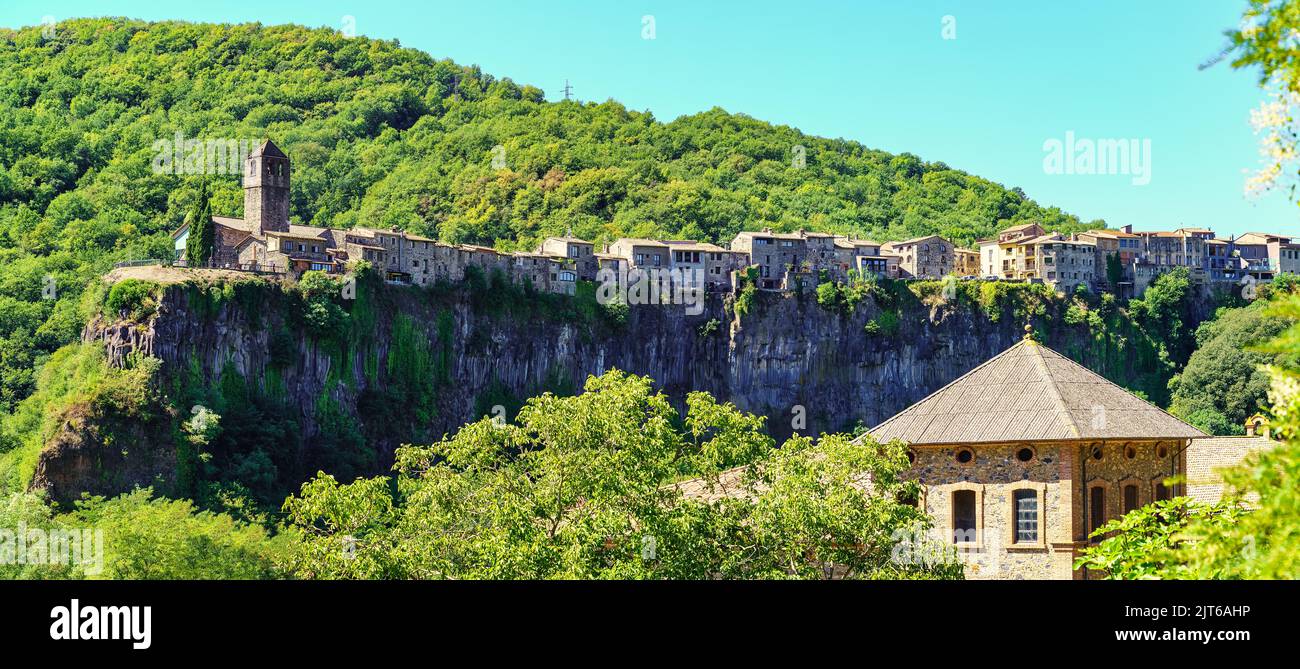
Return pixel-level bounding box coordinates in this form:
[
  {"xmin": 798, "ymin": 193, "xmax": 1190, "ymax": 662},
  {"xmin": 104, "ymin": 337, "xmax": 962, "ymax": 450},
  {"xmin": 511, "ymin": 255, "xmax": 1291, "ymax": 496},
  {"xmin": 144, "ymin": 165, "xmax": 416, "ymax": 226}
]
[
  {"xmin": 906, "ymin": 449, "xmax": 917, "ymax": 465},
  {"xmin": 1156, "ymin": 444, "xmax": 1169, "ymax": 458},
  {"xmin": 1124, "ymin": 445, "xmax": 1137, "ymax": 460},
  {"xmin": 1091, "ymin": 445, "xmax": 1104, "ymax": 461},
  {"xmin": 955, "ymin": 448, "xmax": 974, "ymax": 465},
  {"xmin": 1016, "ymin": 447, "xmax": 1035, "ymax": 463}
]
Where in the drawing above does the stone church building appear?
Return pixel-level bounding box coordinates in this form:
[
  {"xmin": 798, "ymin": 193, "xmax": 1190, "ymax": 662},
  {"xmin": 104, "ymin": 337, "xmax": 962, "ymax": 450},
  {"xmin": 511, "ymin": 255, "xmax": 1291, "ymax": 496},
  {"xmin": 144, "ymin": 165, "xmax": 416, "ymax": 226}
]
[
  {"xmin": 866, "ymin": 336, "xmax": 1207, "ymax": 579},
  {"xmin": 170, "ymin": 140, "xmax": 581, "ymax": 292}
]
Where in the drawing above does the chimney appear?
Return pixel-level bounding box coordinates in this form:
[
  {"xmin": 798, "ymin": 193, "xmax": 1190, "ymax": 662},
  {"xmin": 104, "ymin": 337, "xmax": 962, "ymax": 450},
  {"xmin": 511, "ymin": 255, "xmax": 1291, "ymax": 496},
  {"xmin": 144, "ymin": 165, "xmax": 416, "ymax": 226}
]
[{"xmin": 1121, "ymin": 224, "xmax": 1133, "ymax": 234}]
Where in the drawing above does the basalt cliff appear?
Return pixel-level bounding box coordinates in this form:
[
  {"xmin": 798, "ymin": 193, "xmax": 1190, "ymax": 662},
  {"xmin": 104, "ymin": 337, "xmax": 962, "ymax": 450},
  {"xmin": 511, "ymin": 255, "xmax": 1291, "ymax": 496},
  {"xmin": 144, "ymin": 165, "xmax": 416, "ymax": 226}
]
[{"xmin": 32, "ymin": 274, "xmax": 1199, "ymax": 504}]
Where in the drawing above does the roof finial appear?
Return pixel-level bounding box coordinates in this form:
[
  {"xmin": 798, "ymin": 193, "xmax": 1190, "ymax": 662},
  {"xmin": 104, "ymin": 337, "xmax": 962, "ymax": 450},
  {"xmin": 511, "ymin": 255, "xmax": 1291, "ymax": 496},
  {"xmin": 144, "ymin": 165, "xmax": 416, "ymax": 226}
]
[{"xmin": 1023, "ymin": 323, "xmax": 1034, "ymax": 340}]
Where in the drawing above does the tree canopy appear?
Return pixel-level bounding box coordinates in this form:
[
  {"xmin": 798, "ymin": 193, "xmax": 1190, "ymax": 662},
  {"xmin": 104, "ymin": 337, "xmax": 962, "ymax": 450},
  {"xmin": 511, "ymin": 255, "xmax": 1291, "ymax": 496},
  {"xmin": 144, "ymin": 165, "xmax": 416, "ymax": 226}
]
[
  {"xmin": 1170, "ymin": 297, "xmax": 1297, "ymax": 434},
  {"xmin": 281, "ymin": 370, "xmax": 962, "ymax": 579}
]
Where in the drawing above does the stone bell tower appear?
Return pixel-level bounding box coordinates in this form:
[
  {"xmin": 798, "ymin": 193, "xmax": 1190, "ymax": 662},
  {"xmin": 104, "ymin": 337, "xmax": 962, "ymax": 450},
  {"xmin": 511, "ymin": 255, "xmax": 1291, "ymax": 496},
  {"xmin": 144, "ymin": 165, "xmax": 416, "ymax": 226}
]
[{"xmin": 244, "ymin": 139, "xmax": 290, "ymax": 235}]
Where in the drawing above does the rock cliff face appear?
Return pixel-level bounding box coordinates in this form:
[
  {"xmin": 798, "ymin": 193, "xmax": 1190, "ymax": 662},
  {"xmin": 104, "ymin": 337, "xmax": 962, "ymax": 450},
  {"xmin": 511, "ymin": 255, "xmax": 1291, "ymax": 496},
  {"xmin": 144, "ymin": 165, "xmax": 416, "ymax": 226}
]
[{"xmin": 63, "ymin": 279, "xmax": 1176, "ymax": 498}]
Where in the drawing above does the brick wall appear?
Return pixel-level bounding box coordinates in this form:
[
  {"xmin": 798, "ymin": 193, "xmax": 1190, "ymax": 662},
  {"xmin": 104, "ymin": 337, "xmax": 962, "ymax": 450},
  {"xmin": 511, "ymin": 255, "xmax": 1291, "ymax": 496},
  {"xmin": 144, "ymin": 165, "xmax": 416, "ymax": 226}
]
[{"xmin": 1184, "ymin": 436, "xmax": 1277, "ymax": 503}]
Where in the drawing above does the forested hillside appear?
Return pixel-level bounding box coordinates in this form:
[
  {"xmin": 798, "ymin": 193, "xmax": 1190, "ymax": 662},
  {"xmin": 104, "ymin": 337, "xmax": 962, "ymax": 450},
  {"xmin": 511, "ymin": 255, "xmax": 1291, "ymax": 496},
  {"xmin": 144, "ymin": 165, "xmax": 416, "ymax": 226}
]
[{"xmin": 0, "ymin": 18, "xmax": 1102, "ymax": 414}]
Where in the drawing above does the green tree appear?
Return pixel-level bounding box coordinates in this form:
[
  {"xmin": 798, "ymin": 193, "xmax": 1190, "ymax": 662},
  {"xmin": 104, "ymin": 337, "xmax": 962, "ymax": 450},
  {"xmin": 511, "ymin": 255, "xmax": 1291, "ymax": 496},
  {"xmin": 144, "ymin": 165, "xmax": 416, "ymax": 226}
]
[
  {"xmin": 281, "ymin": 370, "xmax": 961, "ymax": 579},
  {"xmin": 184, "ymin": 182, "xmax": 214, "ymax": 268},
  {"xmin": 1129, "ymin": 267, "xmax": 1197, "ymax": 367},
  {"xmin": 1170, "ymin": 300, "xmax": 1296, "ymax": 434},
  {"xmin": 65, "ymin": 489, "xmax": 293, "ymax": 579}
]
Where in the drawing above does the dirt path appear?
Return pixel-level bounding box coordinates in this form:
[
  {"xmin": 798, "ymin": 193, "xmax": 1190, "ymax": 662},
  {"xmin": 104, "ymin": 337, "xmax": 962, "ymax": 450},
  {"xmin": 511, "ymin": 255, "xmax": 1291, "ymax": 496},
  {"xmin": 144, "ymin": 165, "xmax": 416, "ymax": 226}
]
[{"xmin": 105, "ymin": 265, "xmax": 281, "ymax": 285}]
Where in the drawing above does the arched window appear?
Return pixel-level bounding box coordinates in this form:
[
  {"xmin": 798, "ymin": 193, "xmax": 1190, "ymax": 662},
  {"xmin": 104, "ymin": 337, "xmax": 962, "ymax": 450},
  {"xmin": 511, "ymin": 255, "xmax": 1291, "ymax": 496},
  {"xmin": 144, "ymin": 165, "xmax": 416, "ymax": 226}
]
[
  {"xmin": 1123, "ymin": 484, "xmax": 1139, "ymax": 514},
  {"xmin": 1154, "ymin": 480, "xmax": 1171, "ymax": 502},
  {"xmin": 1012, "ymin": 489, "xmax": 1039, "ymax": 544},
  {"xmin": 1089, "ymin": 486, "xmax": 1107, "ymax": 538},
  {"xmin": 952, "ymin": 489, "xmax": 976, "ymax": 544}
]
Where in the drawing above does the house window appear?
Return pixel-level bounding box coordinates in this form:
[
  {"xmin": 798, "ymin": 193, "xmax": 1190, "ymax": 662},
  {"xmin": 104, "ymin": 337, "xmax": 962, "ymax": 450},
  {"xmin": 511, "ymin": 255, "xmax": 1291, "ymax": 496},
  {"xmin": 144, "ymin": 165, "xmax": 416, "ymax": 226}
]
[
  {"xmin": 1123, "ymin": 484, "xmax": 1139, "ymax": 514},
  {"xmin": 1089, "ymin": 486, "xmax": 1106, "ymax": 537},
  {"xmin": 1012, "ymin": 489, "xmax": 1039, "ymax": 544},
  {"xmin": 952, "ymin": 489, "xmax": 977, "ymax": 544},
  {"xmin": 559, "ymin": 271, "xmax": 576, "ymax": 282},
  {"xmin": 1016, "ymin": 447, "xmax": 1035, "ymax": 463},
  {"xmin": 297, "ymin": 243, "xmax": 305, "ymax": 252},
  {"xmin": 955, "ymin": 447, "xmax": 974, "ymax": 465},
  {"xmin": 1154, "ymin": 481, "xmax": 1170, "ymax": 502}
]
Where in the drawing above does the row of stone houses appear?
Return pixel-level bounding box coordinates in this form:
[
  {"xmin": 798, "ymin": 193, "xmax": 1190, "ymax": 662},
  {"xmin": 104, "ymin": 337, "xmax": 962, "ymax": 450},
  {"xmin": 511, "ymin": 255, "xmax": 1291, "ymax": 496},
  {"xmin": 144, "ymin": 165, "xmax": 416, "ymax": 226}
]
[
  {"xmin": 173, "ymin": 142, "xmax": 1297, "ymax": 300},
  {"xmin": 976, "ymin": 222, "xmax": 1300, "ymax": 297},
  {"xmin": 173, "ymin": 143, "xmax": 909, "ymax": 294}
]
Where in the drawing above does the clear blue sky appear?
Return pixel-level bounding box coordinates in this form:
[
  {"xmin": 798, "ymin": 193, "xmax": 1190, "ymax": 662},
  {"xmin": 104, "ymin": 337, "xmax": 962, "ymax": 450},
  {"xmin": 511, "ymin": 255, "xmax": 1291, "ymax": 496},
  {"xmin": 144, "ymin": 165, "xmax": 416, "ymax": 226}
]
[{"xmin": 4, "ymin": 0, "xmax": 1298, "ymax": 237}]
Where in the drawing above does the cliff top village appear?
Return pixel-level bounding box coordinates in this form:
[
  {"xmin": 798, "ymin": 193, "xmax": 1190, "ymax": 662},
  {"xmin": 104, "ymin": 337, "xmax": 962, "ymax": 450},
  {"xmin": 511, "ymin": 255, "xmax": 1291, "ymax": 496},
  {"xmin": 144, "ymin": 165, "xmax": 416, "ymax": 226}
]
[{"xmin": 170, "ymin": 141, "xmax": 1300, "ymax": 300}]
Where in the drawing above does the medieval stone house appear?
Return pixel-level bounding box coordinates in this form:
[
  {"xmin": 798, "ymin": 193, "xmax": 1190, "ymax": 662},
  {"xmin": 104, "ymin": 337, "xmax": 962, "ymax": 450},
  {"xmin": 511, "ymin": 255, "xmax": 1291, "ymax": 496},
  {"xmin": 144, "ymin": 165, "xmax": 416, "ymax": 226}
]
[{"xmin": 880, "ymin": 235, "xmax": 954, "ymax": 279}]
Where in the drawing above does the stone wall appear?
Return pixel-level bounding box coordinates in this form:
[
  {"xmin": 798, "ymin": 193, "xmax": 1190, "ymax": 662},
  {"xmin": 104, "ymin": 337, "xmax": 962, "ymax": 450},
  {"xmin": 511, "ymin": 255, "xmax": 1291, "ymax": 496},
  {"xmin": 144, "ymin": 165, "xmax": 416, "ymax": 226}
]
[
  {"xmin": 909, "ymin": 438, "xmax": 1185, "ymax": 580},
  {"xmin": 910, "ymin": 443, "xmax": 1070, "ymax": 580}
]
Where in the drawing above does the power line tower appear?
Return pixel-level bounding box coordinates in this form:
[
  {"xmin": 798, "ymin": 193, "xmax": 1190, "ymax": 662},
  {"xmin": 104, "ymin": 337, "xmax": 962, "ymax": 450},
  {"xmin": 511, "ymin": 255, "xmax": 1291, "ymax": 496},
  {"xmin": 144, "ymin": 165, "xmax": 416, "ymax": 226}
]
[{"xmin": 561, "ymin": 80, "xmax": 574, "ymax": 101}]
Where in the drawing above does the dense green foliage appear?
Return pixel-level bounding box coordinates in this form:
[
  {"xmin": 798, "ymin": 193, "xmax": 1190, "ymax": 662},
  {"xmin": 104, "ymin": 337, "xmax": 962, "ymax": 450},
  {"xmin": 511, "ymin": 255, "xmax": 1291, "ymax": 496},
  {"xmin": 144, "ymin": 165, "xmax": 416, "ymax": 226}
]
[
  {"xmin": 282, "ymin": 370, "xmax": 962, "ymax": 579},
  {"xmin": 0, "ymin": 343, "xmax": 165, "ymax": 494},
  {"xmin": 1, "ymin": 488, "xmax": 293, "ymax": 579},
  {"xmin": 1170, "ymin": 285, "xmax": 1298, "ymax": 434},
  {"xmin": 103, "ymin": 278, "xmax": 158, "ymax": 319},
  {"xmin": 1073, "ymin": 497, "xmax": 1246, "ymax": 579}
]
